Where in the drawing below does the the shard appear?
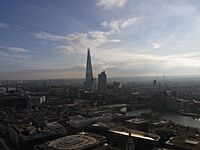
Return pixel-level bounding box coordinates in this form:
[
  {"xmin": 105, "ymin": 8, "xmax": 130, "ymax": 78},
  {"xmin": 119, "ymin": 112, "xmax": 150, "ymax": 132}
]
[{"xmin": 84, "ymin": 48, "xmax": 94, "ymax": 91}]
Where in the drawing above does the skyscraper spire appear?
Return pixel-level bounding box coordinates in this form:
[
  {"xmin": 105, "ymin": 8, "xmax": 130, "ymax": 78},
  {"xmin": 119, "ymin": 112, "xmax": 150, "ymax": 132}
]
[
  {"xmin": 84, "ymin": 48, "xmax": 94, "ymax": 91},
  {"xmin": 86, "ymin": 48, "xmax": 93, "ymax": 81}
]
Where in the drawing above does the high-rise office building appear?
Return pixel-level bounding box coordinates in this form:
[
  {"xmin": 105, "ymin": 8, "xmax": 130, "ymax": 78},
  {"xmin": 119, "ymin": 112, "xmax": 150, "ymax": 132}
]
[
  {"xmin": 98, "ymin": 71, "xmax": 107, "ymax": 92},
  {"xmin": 83, "ymin": 49, "xmax": 94, "ymax": 91}
]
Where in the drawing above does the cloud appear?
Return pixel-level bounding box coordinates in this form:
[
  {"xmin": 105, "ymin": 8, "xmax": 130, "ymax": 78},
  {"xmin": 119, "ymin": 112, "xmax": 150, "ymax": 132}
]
[
  {"xmin": 7, "ymin": 47, "xmax": 29, "ymax": 53},
  {"xmin": 33, "ymin": 17, "xmax": 138, "ymax": 55},
  {"xmin": 0, "ymin": 47, "xmax": 30, "ymax": 65},
  {"xmin": 0, "ymin": 51, "xmax": 30, "ymax": 64},
  {"xmin": 34, "ymin": 30, "xmax": 121, "ymax": 54},
  {"xmin": 110, "ymin": 39, "xmax": 121, "ymax": 42},
  {"xmin": 0, "ymin": 22, "xmax": 8, "ymax": 28},
  {"xmin": 56, "ymin": 31, "xmax": 109, "ymax": 54},
  {"xmin": 59, "ymin": 18, "xmax": 138, "ymax": 53},
  {"xmin": 151, "ymin": 42, "xmax": 161, "ymax": 49},
  {"xmin": 32, "ymin": 31, "xmax": 68, "ymax": 41},
  {"xmin": 96, "ymin": 0, "xmax": 127, "ymax": 9},
  {"xmin": 102, "ymin": 17, "xmax": 137, "ymax": 33}
]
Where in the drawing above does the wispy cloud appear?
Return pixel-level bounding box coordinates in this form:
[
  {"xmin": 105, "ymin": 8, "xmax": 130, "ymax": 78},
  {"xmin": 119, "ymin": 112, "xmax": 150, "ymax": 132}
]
[
  {"xmin": 32, "ymin": 31, "xmax": 68, "ymax": 41},
  {"xmin": 102, "ymin": 17, "xmax": 138, "ymax": 33},
  {"xmin": 151, "ymin": 42, "xmax": 161, "ymax": 49},
  {"xmin": 0, "ymin": 51, "xmax": 30, "ymax": 62},
  {"xmin": 33, "ymin": 17, "xmax": 138, "ymax": 55},
  {"xmin": 96, "ymin": 0, "xmax": 127, "ymax": 9},
  {"xmin": 0, "ymin": 22, "xmax": 8, "ymax": 29},
  {"xmin": 55, "ymin": 18, "xmax": 138, "ymax": 54},
  {"xmin": 0, "ymin": 46, "xmax": 30, "ymax": 65},
  {"xmin": 33, "ymin": 30, "xmax": 121, "ymax": 55},
  {"xmin": 56, "ymin": 31, "xmax": 111, "ymax": 54},
  {"xmin": 7, "ymin": 47, "xmax": 29, "ymax": 53}
]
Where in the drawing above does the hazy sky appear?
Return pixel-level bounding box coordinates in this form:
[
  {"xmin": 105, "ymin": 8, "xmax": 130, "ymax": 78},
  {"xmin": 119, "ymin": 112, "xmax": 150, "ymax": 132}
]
[{"xmin": 1, "ymin": 0, "xmax": 200, "ymax": 80}]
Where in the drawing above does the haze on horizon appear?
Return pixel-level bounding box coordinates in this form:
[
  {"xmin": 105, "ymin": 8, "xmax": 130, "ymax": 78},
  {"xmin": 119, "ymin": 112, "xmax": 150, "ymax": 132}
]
[{"xmin": 1, "ymin": 0, "xmax": 200, "ymax": 80}]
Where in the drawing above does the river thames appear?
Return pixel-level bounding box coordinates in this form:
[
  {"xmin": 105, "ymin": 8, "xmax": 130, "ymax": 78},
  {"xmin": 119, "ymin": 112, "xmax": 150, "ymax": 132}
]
[{"xmin": 127, "ymin": 108, "xmax": 200, "ymax": 128}]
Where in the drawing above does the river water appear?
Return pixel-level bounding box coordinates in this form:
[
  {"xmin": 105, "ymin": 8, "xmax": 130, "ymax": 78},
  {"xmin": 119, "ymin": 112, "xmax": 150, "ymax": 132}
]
[{"xmin": 127, "ymin": 108, "xmax": 200, "ymax": 129}]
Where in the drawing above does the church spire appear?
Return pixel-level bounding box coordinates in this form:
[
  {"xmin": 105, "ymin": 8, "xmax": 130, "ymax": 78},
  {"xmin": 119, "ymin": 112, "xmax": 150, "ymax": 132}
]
[{"xmin": 126, "ymin": 130, "xmax": 135, "ymax": 150}]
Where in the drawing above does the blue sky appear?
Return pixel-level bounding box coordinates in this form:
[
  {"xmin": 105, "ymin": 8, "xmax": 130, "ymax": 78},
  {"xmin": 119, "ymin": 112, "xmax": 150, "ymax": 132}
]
[{"xmin": 1, "ymin": 0, "xmax": 200, "ymax": 80}]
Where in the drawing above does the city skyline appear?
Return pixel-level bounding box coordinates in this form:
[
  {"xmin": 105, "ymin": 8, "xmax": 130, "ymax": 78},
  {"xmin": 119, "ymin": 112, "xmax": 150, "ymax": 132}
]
[{"xmin": 1, "ymin": 0, "xmax": 200, "ymax": 80}]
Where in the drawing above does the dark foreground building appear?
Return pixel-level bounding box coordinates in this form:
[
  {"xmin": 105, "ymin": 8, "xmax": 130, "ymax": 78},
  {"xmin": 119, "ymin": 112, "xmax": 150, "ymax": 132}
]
[
  {"xmin": 86, "ymin": 122, "xmax": 160, "ymax": 150},
  {"xmin": 165, "ymin": 136, "xmax": 200, "ymax": 150},
  {"xmin": 0, "ymin": 96, "xmax": 29, "ymax": 108}
]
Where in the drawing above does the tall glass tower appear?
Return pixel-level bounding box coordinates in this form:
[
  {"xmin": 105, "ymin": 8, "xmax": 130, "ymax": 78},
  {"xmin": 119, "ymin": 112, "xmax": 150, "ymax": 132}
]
[{"xmin": 84, "ymin": 48, "xmax": 94, "ymax": 91}]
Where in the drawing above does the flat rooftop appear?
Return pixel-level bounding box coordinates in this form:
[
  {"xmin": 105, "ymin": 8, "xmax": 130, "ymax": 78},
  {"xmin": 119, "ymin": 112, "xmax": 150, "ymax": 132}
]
[
  {"xmin": 90, "ymin": 122, "xmax": 160, "ymax": 142},
  {"xmin": 109, "ymin": 129, "xmax": 160, "ymax": 141},
  {"xmin": 126, "ymin": 118, "xmax": 147, "ymax": 124},
  {"xmin": 100, "ymin": 104, "xmax": 127, "ymax": 108}
]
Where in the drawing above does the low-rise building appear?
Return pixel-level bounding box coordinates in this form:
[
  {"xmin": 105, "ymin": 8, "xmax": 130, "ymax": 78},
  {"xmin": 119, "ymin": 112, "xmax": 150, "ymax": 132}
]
[{"xmin": 165, "ymin": 136, "xmax": 200, "ymax": 150}]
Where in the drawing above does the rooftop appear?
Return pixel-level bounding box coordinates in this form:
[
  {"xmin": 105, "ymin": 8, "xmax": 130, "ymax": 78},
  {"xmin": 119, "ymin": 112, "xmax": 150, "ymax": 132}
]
[
  {"xmin": 165, "ymin": 136, "xmax": 200, "ymax": 150},
  {"xmin": 90, "ymin": 122, "xmax": 160, "ymax": 142},
  {"xmin": 45, "ymin": 132, "xmax": 106, "ymax": 150},
  {"xmin": 109, "ymin": 130, "xmax": 160, "ymax": 141},
  {"xmin": 126, "ymin": 118, "xmax": 147, "ymax": 124}
]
